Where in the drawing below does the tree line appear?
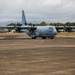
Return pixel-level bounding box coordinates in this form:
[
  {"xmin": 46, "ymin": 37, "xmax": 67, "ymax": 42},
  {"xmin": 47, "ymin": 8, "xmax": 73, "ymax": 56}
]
[{"xmin": 6, "ymin": 22, "xmax": 75, "ymax": 26}]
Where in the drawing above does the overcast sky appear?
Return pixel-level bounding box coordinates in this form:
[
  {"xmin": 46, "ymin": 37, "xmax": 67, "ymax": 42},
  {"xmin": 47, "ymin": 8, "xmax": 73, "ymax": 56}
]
[{"xmin": 0, "ymin": 0, "xmax": 75, "ymax": 25}]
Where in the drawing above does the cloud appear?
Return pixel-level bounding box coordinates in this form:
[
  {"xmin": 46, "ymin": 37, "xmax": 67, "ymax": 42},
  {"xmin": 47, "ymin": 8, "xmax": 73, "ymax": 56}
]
[{"xmin": 0, "ymin": 0, "xmax": 75, "ymax": 25}]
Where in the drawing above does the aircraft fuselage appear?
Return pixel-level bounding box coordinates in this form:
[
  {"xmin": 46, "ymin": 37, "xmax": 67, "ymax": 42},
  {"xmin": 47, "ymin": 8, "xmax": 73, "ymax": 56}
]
[{"xmin": 24, "ymin": 26, "xmax": 57, "ymax": 39}]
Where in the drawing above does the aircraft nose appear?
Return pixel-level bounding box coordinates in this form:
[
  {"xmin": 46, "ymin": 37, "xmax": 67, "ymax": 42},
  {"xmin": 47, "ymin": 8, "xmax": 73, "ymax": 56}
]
[{"xmin": 54, "ymin": 31, "xmax": 58, "ymax": 35}]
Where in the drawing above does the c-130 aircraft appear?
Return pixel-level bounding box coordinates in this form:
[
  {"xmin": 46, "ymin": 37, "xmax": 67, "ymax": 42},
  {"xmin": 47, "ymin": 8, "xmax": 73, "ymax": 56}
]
[
  {"xmin": 1, "ymin": 10, "xmax": 58, "ymax": 39},
  {"xmin": 20, "ymin": 10, "xmax": 57, "ymax": 39}
]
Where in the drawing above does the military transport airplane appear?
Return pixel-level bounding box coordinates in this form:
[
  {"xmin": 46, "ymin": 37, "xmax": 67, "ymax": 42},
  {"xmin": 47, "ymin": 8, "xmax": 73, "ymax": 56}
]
[
  {"xmin": 1, "ymin": 10, "xmax": 75, "ymax": 39},
  {"xmin": 1, "ymin": 10, "xmax": 75, "ymax": 38},
  {"xmin": 1, "ymin": 10, "xmax": 57, "ymax": 39},
  {"xmin": 19, "ymin": 10, "xmax": 58, "ymax": 39}
]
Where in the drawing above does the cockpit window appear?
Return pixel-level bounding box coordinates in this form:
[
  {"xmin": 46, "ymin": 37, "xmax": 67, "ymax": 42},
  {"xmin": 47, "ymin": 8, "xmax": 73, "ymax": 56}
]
[
  {"xmin": 49, "ymin": 27, "xmax": 53, "ymax": 30},
  {"xmin": 49, "ymin": 27, "xmax": 53, "ymax": 32}
]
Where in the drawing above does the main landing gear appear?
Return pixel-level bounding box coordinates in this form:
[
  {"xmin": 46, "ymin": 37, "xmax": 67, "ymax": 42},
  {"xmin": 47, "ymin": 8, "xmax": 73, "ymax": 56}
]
[
  {"xmin": 42, "ymin": 37, "xmax": 47, "ymax": 39},
  {"xmin": 31, "ymin": 36, "xmax": 54, "ymax": 39},
  {"xmin": 42, "ymin": 36, "xmax": 54, "ymax": 39},
  {"xmin": 31, "ymin": 36, "xmax": 36, "ymax": 39}
]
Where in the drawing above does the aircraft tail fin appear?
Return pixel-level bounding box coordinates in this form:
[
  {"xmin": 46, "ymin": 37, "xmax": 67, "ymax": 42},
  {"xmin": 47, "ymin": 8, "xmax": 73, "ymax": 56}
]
[{"xmin": 22, "ymin": 10, "xmax": 27, "ymax": 25}]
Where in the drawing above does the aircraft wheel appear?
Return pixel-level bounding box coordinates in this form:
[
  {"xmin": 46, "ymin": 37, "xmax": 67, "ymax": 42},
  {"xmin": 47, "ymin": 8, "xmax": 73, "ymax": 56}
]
[
  {"xmin": 31, "ymin": 36, "xmax": 36, "ymax": 39},
  {"xmin": 50, "ymin": 36, "xmax": 54, "ymax": 39},
  {"xmin": 42, "ymin": 37, "xmax": 46, "ymax": 39}
]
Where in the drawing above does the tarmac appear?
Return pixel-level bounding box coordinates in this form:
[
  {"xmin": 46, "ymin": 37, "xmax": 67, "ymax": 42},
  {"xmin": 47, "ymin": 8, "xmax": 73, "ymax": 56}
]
[{"xmin": 0, "ymin": 32, "xmax": 75, "ymax": 75}]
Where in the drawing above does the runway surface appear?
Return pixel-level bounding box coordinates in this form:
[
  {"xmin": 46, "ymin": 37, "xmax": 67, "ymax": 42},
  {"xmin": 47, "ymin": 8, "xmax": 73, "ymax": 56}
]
[{"xmin": 0, "ymin": 33, "xmax": 75, "ymax": 75}]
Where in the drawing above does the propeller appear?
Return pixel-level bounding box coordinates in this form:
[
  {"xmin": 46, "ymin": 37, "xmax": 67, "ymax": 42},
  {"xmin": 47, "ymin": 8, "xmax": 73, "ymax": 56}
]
[
  {"xmin": 64, "ymin": 26, "xmax": 72, "ymax": 32},
  {"xmin": 13, "ymin": 25, "xmax": 21, "ymax": 33},
  {"xmin": 30, "ymin": 25, "xmax": 36, "ymax": 32}
]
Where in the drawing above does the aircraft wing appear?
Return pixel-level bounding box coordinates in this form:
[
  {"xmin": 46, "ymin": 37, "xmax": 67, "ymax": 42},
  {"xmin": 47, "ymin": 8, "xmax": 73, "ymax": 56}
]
[
  {"xmin": 55, "ymin": 26, "xmax": 75, "ymax": 32},
  {"xmin": 0, "ymin": 26, "xmax": 36, "ymax": 29},
  {"xmin": 0, "ymin": 26, "xmax": 37, "ymax": 32}
]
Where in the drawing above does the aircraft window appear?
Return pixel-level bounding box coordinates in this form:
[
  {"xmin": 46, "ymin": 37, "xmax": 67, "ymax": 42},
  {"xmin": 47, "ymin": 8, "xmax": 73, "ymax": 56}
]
[
  {"xmin": 49, "ymin": 27, "xmax": 53, "ymax": 32},
  {"xmin": 49, "ymin": 27, "xmax": 53, "ymax": 30}
]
